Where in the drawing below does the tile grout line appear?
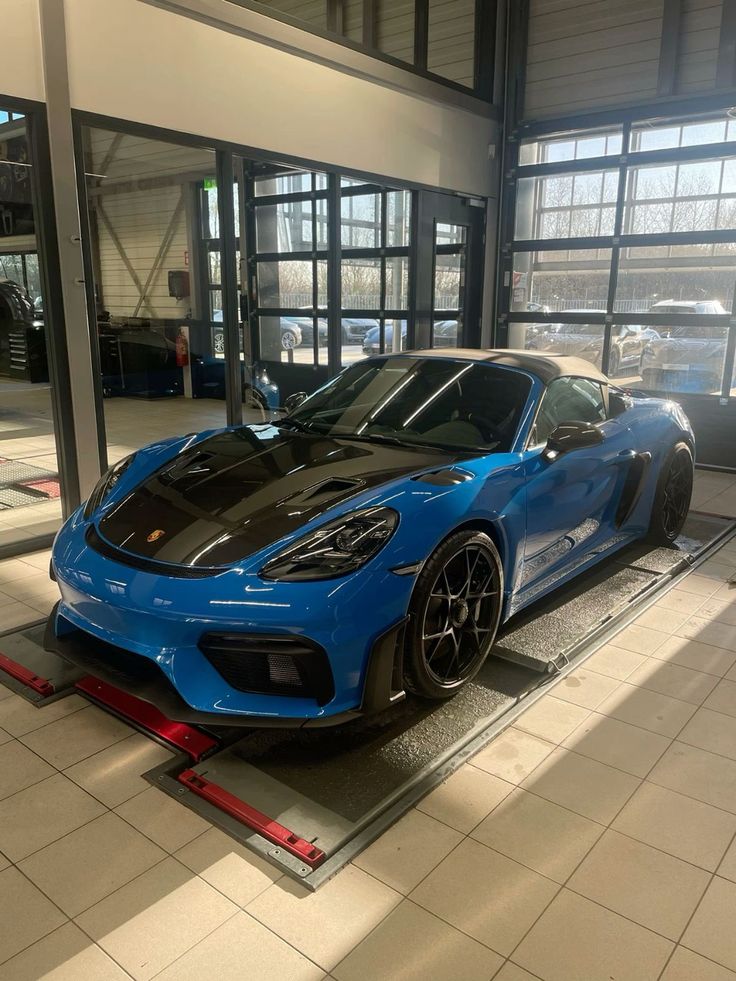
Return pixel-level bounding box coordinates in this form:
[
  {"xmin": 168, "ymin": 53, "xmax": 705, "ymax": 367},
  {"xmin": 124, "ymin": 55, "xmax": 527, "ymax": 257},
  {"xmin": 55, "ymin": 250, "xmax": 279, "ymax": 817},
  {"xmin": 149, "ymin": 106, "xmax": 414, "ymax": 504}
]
[
  {"xmin": 501, "ymin": 640, "xmax": 727, "ymax": 972},
  {"xmin": 654, "ymin": 827, "xmax": 736, "ymax": 980}
]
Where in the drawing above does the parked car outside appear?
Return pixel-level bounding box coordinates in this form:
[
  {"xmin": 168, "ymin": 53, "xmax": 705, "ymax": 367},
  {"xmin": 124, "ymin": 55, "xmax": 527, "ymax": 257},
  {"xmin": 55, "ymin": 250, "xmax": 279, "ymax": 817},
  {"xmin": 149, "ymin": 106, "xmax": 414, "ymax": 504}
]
[
  {"xmin": 341, "ymin": 318, "xmax": 379, "ymax": 344},
  {"xmin": 294, "ymin": 317, "xmax": 328, "ymax": 348},
  {"xmin": 361, "ymin": 320, "xmax": 457, "ymax": 355},
  {"xmin": 641, "ymin": 300, "xmax": 729, "ymax": 393},
  {"xmin": 213, "ymin": 312, "xmax": 302, "ymax": 353},
  {"xmin": 526, "ymin": 313, "xmax": 658, "ymax": 375},
  {"xmin": 362, "ymin": 321, "xmax": 407, "ymax": 355},
  {"xmin": 649, "ymin": 300, "xmax": 727, "ymax": 316}
]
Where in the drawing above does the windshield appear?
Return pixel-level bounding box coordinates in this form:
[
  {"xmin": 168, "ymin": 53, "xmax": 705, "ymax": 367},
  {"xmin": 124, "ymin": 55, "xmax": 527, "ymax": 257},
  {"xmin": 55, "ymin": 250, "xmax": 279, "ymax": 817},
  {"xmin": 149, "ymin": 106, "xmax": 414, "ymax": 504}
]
[{"xmin": 286, "ymin": 357, "xmax": 532, "ymax": 452}]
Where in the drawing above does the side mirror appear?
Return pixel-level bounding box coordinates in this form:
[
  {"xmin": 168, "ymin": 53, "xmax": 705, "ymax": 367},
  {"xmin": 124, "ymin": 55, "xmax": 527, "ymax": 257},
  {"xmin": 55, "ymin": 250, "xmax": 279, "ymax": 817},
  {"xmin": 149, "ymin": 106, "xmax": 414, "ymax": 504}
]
[
  {"xmin": 543, "ymin": 420, "xmax": 604, "ymax": 461},
  {"xmin": 284, "ymin": 391, "xmax": 307, "ymax": 413}
]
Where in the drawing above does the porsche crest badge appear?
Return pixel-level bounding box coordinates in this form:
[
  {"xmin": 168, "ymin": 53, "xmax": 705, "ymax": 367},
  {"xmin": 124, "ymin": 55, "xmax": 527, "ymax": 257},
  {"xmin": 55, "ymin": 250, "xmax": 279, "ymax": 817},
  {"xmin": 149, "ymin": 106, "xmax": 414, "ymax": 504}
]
[{"xmin": 147, "ymin": 529, "xmax": 166, "ymax": 543}]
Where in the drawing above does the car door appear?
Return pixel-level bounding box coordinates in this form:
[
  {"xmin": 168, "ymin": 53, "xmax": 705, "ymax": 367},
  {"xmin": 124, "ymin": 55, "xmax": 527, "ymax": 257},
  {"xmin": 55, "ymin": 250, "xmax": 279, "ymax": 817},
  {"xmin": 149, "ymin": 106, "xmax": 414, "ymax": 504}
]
[{"xmin": 519, "ymin": 376, "xmax": 635, "ymax": 597}]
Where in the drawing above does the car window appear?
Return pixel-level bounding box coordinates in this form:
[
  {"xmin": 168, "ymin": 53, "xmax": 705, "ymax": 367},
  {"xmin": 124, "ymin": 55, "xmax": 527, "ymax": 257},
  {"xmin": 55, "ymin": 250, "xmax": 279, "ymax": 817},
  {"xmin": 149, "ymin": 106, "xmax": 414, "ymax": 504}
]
[
  {"xmin": 531, "ymin": 376, "xmax": 606, "ymax": 445},
  {"xmin": 289, "ymin": 357, "xmax": 533, "ymax": 452}
]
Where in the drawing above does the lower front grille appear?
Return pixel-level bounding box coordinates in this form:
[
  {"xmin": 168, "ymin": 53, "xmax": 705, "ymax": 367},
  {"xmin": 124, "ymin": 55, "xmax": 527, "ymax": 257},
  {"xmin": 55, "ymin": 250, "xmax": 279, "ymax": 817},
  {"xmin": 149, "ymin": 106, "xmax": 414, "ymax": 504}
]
[{"xmin": 198, "ymin": 633, "xmax": 335, "ymax": 705}]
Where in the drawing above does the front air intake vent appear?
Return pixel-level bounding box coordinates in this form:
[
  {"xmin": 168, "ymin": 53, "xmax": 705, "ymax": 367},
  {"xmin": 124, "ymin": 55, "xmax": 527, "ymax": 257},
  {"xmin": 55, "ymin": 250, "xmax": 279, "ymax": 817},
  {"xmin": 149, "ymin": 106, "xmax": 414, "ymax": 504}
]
[
  {"xmin": 287, "ymin": 478, "xmax": 362, "ymax": 506},
  {"xmin": 198, "ymin": 633, "xmax": 335, "ymax": 705}
]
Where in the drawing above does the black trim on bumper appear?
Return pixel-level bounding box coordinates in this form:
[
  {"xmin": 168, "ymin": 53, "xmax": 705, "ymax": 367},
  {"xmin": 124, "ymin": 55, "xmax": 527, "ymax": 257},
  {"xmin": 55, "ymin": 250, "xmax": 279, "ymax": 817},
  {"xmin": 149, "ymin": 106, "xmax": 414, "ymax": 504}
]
[
  {"xmin": 199, "ymin": 632, "xmax": 335, "ymax": 705},
  {"xmin": 43, "ymin": 603, "xmax": 406, "ymax": 728}
]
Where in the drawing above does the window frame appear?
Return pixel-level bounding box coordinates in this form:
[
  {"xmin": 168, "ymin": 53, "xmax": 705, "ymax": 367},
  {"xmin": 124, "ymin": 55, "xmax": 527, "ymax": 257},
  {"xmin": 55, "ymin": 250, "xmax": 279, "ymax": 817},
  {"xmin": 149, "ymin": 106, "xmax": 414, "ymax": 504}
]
[
  {"xmin": 226, "ymin": 0, "xmax": 496, "ymax": 102},
  {"xmin": 499, "ymin": 110, "xmax": 736, "ymax": 402}
]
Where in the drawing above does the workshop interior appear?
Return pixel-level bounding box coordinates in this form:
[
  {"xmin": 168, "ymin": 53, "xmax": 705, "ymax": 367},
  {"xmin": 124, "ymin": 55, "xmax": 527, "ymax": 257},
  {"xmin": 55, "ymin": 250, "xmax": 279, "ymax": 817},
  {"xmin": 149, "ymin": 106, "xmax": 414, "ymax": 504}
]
[{"xmin": 3, "ymin": 1, "xmax": 736, "ymax": 979}]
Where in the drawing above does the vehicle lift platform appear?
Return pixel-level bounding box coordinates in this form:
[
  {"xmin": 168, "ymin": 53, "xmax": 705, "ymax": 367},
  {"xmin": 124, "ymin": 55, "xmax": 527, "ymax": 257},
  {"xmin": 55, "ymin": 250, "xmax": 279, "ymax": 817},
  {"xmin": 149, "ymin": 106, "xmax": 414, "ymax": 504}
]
[{"xmin": 1, "ymin": 510, "xmax": 733, "ymax": 889}]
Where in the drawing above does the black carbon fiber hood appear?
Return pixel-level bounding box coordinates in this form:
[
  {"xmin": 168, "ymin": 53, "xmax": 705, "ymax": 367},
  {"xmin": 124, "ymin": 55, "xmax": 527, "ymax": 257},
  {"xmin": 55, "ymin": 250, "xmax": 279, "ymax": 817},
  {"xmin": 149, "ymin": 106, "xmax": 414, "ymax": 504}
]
[{"xmin": 96, "ymin": 426, "xmax": 457, "ymax": 568}]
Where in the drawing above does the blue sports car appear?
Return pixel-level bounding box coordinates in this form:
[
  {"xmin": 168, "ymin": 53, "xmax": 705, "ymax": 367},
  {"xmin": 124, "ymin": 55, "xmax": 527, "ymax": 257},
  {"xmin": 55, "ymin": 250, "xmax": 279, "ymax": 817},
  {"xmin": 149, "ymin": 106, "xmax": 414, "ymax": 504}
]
[{"xmin": 45, "ymin": 350, "xmax": 694, "ymax": 727}]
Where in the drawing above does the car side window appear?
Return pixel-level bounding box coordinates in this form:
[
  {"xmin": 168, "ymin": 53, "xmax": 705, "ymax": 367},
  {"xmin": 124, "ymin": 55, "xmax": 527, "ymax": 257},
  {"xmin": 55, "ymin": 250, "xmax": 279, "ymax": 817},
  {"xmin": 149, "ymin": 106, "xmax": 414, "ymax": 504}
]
[{"xmin": 531, "ymin": 377, "xmax": 607, "ymax": 446}]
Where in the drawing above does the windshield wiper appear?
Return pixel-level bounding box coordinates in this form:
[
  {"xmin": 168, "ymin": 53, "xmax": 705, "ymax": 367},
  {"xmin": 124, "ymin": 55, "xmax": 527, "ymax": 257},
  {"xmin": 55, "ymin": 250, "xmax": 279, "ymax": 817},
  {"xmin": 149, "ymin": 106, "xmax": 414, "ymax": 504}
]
[{"xmin": 338, "ymin": 432, "xmax": 413, "ymax": 447}]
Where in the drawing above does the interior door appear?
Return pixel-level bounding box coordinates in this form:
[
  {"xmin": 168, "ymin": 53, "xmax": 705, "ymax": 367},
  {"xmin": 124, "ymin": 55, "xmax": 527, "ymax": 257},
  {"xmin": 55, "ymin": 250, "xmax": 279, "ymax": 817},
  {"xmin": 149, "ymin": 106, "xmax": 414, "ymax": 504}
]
[
  {"xmin": 241, "ymin": 159, "xmax": 330, "ymax": 404},
  {"xmin": 412, "ymin": 191, "xmax": 485, "ymax": 351}
]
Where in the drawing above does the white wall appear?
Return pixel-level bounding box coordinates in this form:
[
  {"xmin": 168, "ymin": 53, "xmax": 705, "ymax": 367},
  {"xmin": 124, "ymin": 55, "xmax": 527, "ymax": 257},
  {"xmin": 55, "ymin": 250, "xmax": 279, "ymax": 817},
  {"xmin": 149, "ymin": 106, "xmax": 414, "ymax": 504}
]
[
  {"xmin": 3, "ymin": 0, "xmax": 44, "ymax": 102},
  {"xmin": 62, "ymin": 0, "xmax": 494, "ymax": 197}
]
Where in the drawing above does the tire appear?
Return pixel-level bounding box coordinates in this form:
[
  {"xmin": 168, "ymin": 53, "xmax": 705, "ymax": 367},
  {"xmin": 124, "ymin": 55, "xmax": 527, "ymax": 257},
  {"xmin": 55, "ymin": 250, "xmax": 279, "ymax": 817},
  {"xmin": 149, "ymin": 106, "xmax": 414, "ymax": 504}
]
[
  {"xmin": 404, "ymin": 530, "xmax": 503, "ymax": 699},
  {"xmin": 281, "ymin": 329, "xmax": 298, "ymax": 351},
  {"xmin": 648, "ymin": 441, "xmax": 694, "ymax": 545}
]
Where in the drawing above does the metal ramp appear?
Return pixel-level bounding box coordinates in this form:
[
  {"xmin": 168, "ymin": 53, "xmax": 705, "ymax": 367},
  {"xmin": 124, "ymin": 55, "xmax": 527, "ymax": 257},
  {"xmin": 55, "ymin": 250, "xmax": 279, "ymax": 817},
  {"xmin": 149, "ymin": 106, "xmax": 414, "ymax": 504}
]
[
  {"xmin": 493, "ymin": 512, "xmax": 729, "ymax": 673},
  {"xmin": 0, "ymin": 622, "xmax": 83, "ymax": 702},
  {"xmin": 1, "ymin": 509, "xmax": 733, "ymax": 889}
]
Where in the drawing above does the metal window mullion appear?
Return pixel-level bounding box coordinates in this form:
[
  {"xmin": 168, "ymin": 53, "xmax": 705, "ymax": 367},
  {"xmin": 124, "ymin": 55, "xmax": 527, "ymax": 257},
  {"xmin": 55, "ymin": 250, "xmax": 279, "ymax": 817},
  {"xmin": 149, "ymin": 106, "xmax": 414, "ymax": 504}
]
[
  {"xmin": 657, "ymin": 0, "xmax": 683, "ymax": 96},
  {"xmin": 717, "ymin": 0, "xmax": 736, "ymax": 89},
  {"xmin": 379, "ymin": 219, "xmax": 387, "ymax": 354},
  {"xmin": 311, "ymin": 180, "xmax": 320, "ymax": 366},
  {"xmin": 28, "ymin": 106, "xmax": 84, "ymax": 513},
  {"xmin": 414, "ymin": 0, "xmax": 429, "ymax": 70},
  {"xmin": 254, "ymin": 189, "xmax": 327, "ymax": 207},
  {"xmin": 602, "ymin": 122, "xmax": 631, "ymax": 374},
  {"xmin": 518, "ymin": 141, "xmax": 736, "ymax": 180},
  {"xmin": 363, "ymin": 0, "xmax": 377, "ymax": 48},
  {"xmin": 326, "ymin": 0, "xmax": 344, "ymax": 35},
  {"xmin": 216, "ymin": 150, "xmax": 242, "ymax": 427},
  {"xmin": 327, "ymin": 173, "xmax": 341, "ymax": 373},
  {"xmin": 720, "ymin": 320, "xmax": 736, "ymax": 400},
  {"xmin": 70, "ymin": 114, "xmax": 108, "ymax": 478},
  {"xmin": 474, "ymin": 0, "xmax": 496, "ymax": 100}
]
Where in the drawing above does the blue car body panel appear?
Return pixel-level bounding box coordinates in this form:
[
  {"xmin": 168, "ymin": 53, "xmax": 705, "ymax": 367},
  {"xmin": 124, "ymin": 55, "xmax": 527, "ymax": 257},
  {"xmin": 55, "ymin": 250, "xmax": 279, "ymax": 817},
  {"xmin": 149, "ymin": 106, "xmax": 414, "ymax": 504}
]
[{"xmin": 48, "ymin": 354, "xmax": 694, "ymax": 724}]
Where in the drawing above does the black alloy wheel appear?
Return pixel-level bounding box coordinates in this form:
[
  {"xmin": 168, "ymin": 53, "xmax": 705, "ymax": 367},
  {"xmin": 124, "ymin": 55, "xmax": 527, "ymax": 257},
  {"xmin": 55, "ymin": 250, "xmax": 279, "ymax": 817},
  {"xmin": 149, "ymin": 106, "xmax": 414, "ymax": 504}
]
[
  {"xmin": 648, "ymin": 441, "xmax": 694, "ymax": 545},
  {"xmin": 404, "ymin": 530, "xmax": 503, "ymax": 699}
]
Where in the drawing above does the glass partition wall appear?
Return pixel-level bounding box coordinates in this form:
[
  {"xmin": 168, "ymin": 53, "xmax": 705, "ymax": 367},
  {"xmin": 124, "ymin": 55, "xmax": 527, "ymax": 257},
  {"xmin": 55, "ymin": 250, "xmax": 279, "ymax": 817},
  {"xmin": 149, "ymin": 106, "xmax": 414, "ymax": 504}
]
[
  {"xmin": 0, "ymin": 108, "xmax": 65, "ymax": 554},
  {"xmin": 77, "ymin": 118, "xmax": 486, "ymax": 464},
  {"xmin": 500, "ymin": 111, "xmax": 736, "ymax": 398},
  {"xmin": 79, "ymin": 127, "xmax": 227, "ymax": 466}
]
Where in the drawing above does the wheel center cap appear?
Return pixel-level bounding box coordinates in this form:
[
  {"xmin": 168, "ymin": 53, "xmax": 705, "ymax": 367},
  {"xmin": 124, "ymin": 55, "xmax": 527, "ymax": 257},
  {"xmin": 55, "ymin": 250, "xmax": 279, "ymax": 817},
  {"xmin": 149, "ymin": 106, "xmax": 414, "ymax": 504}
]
[{"xmin": 451, "ymin": 599, "xmax": 469, "ymax": 628}]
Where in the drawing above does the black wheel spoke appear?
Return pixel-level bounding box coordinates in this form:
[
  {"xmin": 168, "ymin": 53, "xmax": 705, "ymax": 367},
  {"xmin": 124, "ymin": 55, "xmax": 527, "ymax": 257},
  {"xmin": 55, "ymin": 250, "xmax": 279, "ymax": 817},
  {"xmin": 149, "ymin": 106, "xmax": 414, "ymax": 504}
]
[
  {"xmin": 420, "ymin": 541, "xmax": 500, "ymax": 687},
  {"xmin": 661, "ymin": 451, "xmax": 692, "ymax": 538}
]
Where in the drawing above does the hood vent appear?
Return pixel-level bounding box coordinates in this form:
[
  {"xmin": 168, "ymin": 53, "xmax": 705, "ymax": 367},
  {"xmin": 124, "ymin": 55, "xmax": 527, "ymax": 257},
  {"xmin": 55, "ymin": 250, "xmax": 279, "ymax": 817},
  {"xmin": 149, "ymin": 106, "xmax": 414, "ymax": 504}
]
[{"xmin": 286, "ymin": 478, "xmax": 363, "ymax": 507}]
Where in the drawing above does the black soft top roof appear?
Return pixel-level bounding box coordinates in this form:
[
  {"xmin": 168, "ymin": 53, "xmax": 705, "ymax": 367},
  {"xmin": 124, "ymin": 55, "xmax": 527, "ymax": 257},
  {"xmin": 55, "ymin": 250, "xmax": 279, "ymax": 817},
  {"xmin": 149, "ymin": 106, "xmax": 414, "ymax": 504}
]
[{"xmin": 385, "ymin": 348, "xmax": 609, "ymax": 386}]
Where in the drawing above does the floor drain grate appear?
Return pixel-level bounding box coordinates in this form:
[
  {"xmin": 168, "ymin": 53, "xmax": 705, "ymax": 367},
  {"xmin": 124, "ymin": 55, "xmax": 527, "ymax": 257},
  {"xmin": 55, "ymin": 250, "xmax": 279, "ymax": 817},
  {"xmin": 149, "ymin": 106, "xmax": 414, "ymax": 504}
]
[{"xmin": 0, "ymin": 486, "xmax": 49, "ymax": 508}]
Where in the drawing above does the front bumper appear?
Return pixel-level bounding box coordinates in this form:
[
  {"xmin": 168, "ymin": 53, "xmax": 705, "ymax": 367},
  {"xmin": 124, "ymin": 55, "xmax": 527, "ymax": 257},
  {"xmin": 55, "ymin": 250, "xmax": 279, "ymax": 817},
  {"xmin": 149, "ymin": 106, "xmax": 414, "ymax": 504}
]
[{"xmin": 45, "ymin": 602, "xmax": 408, "ymax": 728}]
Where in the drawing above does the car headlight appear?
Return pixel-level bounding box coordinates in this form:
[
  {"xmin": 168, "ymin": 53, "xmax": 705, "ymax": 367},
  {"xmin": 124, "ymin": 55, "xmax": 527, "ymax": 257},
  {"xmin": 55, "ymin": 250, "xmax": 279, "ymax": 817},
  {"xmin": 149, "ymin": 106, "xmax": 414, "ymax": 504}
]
[
  {"xmin": 260, "ymin": 506, "xmax": 399, "ymax": 581},
  {"xmin": 83, "ymin": 454, "xmax": 136, "ymax": 518}
]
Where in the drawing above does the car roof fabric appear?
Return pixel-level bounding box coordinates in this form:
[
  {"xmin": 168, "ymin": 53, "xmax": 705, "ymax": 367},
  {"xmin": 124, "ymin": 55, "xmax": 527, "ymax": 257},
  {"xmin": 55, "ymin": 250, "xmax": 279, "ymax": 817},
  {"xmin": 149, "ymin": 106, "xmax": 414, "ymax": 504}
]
[{"xmin": 391, "ymin": 348, "xmax": 609, "ymax": 385}]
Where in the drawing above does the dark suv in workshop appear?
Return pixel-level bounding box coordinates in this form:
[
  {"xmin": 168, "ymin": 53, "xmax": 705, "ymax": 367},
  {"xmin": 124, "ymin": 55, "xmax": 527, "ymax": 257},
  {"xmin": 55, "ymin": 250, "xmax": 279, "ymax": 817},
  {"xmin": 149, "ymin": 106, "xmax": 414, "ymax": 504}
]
[{"xmin": 641, "ymin": 300, "xmax": 729, "ymax": 393}]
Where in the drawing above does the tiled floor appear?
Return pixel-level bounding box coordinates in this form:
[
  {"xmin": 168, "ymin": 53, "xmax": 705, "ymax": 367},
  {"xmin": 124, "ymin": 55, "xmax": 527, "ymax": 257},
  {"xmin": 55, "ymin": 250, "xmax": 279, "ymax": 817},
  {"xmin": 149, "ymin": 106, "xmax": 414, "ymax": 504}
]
[{"xmin": 1, "ymin": 470, "xmax": 736, "ymax": 978}]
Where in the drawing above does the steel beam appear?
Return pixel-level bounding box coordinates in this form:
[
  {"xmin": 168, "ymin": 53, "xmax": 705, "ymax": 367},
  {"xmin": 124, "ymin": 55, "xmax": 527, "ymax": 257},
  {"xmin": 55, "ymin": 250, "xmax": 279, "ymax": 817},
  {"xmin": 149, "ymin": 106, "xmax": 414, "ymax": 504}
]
[
  {"xmin": 132, "ymin": 192, "xmax": 185, "ymax": 317},
  {"xmin": 657, "ymin": 0, "xmax": 683, "ymax": 96},
  {"xmin": 38, "ymin": 0, "xmax": 102, "ymax": 498}
]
